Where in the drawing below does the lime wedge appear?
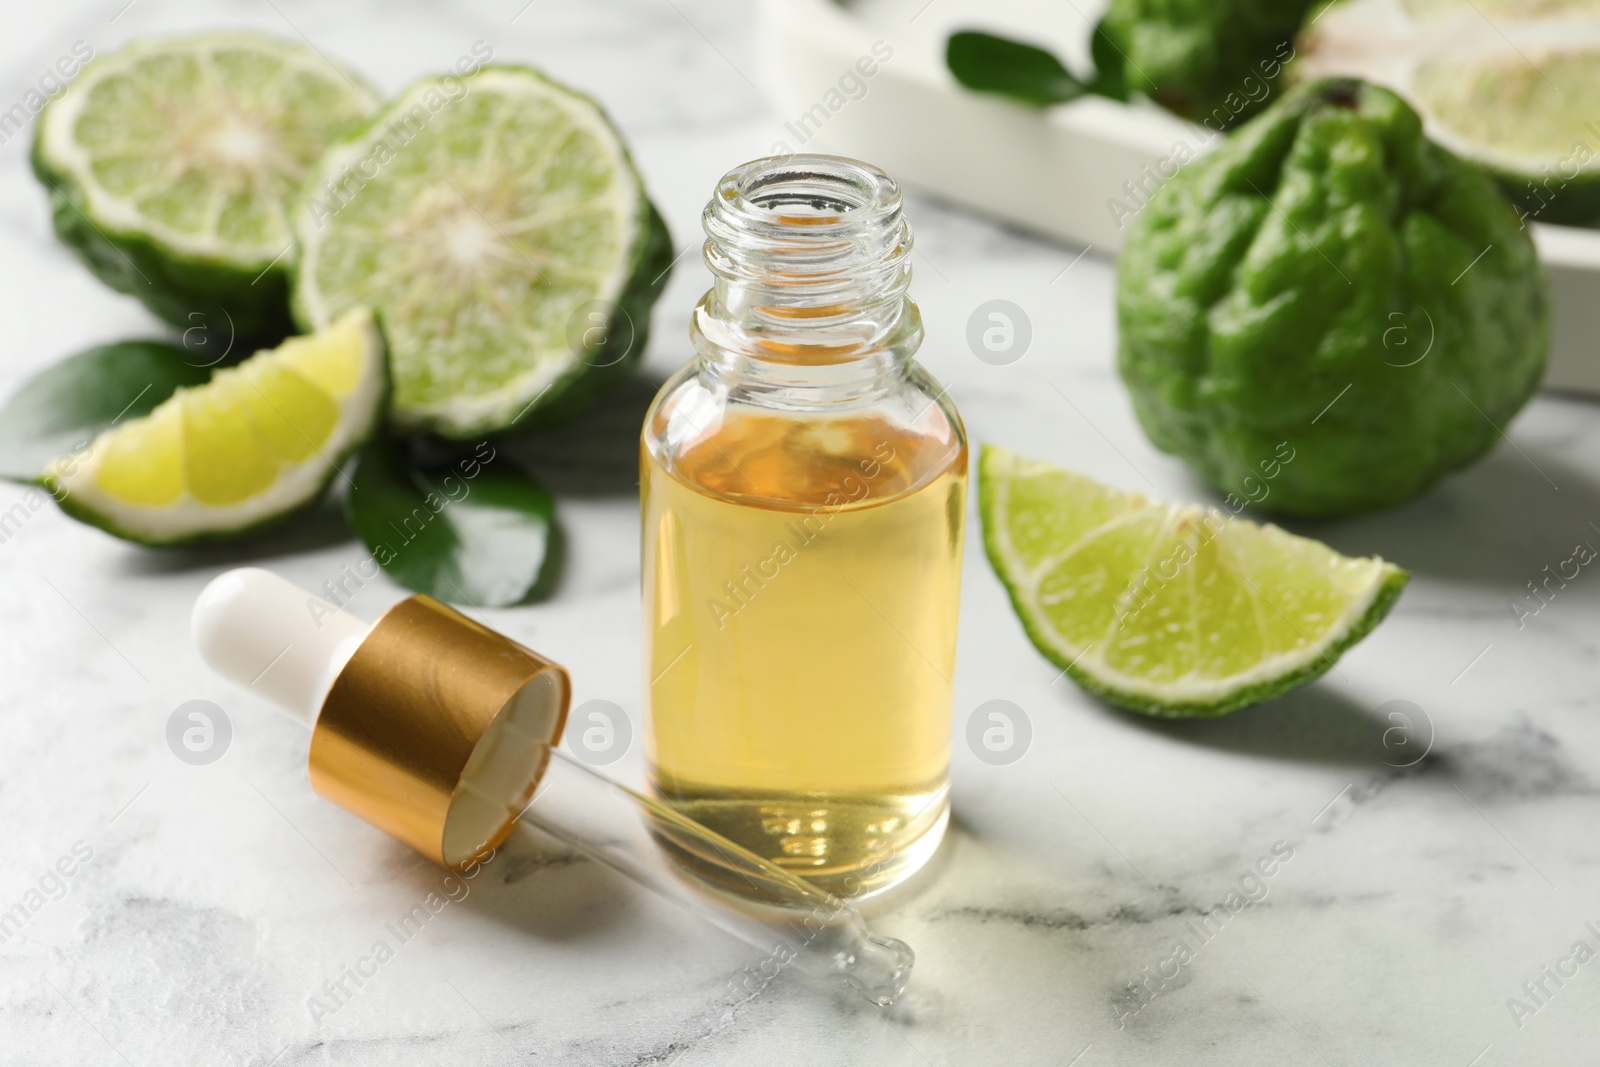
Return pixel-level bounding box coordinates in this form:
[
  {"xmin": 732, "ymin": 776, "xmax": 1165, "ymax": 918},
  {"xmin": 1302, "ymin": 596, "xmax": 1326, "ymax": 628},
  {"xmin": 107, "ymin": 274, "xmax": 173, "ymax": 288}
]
[
  {"xmin": 293, "ymin": 66, "xmax": 673, "ymax": 439},
  {"xmin": 1302, "ymin": 0, "xmax": 1600, "ymax": 223},
  {"xmin": 34, "ymin": 31, "xmax": 380, "ymax": 338},
  {"xmin": 980, "ymin": 446, "xmax": 1408, "ymax": 717},
  {"xmin": 46, "ymin": 308, "xmax": 386, "ymax": 545}
]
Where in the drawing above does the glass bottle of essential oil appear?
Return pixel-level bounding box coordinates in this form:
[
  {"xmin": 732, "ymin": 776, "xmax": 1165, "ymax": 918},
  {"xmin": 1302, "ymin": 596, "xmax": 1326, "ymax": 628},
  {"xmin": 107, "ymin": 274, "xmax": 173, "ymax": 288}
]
[{"xmin": 641, "ymin": 155, "xmax": 966, "ymax": 898}]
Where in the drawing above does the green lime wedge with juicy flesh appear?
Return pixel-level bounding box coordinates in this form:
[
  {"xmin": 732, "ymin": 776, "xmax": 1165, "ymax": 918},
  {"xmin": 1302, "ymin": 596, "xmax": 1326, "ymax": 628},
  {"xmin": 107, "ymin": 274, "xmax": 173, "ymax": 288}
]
[
  {"xmin": 44, "ymin": 307, "xmax": 386, "ymax": 546},
  {"xmin": 980, "ymin": 446, "xmax": 1408, "ymax": 717},
  {"xmin": 33, "ymin": 31, "xmax": 380, "ymax": 340},
  {"xmin": 293, "ymin": 66, "xmax": 673, "ymax": 440}
]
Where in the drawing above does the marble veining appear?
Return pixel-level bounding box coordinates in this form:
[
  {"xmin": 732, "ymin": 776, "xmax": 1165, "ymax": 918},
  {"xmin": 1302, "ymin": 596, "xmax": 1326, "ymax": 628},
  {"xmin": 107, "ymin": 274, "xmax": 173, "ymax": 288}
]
[{"xmin": 2, "ymin": 0, "xmax": 1599, "ymax": 1064}]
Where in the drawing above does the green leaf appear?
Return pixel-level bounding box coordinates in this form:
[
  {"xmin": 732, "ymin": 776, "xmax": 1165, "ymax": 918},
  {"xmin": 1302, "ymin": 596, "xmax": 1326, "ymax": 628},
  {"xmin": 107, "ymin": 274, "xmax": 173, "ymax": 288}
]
[
  {"xmin": 946, "ymin": 30, "xmax": 1089, "ymax": 107},
  {"xmin": 346, "ymin": 436, "xmax": 559, "ymax": 608},
  {"xmin": 1088, "ymin": 17, "xmax": 1131, "ymax": 101},
  {"xmin": 0, "ymin": 341, "xmax": 211, "ymax": 481}
]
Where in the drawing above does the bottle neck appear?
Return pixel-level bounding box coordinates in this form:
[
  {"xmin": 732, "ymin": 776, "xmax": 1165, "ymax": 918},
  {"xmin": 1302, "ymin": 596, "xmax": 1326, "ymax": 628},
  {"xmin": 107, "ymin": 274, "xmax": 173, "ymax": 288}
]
[{"xmin": 691, "ymin": 155, "xmax": 922, "ymax": 401}]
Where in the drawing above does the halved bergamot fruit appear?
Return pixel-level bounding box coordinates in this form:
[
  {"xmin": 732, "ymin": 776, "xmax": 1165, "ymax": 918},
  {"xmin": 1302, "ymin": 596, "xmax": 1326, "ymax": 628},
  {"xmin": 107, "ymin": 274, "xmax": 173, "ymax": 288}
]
[
  {"xmin": 981, "ymin": 446, "xmax": 1408, "ymax": 717},
  {"xmin": 34, "ymin": 31, "xmax": 380, "ymax": 339},
  {"xmin": 45, "ymin": 307, "xmax": 385, "ymax": 546},
  {"xmin": 293, "ymin": 66, "xmax": 673, "ymax": 439},
  {"xmin": 1301, "ymin": 0, "xmax": 1600, "ymax": 224}
]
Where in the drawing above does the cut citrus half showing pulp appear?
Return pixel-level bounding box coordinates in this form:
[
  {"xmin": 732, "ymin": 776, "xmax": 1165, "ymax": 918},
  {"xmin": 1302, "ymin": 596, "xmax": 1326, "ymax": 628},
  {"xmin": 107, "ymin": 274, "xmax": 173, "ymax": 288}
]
[
  {"xmin": 45, "ymin": 308, "xmax": 386, "ymax": 545},
  {"xmin": 980, "ymin": 446, "xmax": 1408, "ymax": 717},
  {"xmin": 33, "ymin": 31, "xmax": 380, "ymax": 338},
  {"xmin": 293, "ymin": 66, "xmax": 673, "ymax": 439},
  {"xmin": 1300, "ymin": 0, "xmax": 1600, "ymax": 223}
]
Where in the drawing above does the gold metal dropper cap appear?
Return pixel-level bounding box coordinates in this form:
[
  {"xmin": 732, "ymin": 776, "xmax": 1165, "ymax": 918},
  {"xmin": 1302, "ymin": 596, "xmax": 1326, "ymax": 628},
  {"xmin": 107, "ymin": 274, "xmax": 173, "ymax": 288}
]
[{"xmin": 307, "ymin": 595, "xmax": 570, "ymax": 871}]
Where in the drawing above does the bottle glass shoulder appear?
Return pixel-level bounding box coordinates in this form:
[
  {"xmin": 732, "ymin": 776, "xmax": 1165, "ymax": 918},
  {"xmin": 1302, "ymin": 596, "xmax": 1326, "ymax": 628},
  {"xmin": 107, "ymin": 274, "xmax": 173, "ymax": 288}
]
[{"xmin": 641, "ymin": 360, "xmax": 966, "ymax": 512}]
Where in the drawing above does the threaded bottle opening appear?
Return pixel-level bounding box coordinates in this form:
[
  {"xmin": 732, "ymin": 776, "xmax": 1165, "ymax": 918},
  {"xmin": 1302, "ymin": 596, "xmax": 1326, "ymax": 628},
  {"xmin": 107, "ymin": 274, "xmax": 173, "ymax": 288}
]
[
  {"xmin": 710, "ymin": 153, "xmax": 900, "ymax": 228},
  {"xmin": 698, "ymin": 154, "xmax": 917, "ymax": 367}
]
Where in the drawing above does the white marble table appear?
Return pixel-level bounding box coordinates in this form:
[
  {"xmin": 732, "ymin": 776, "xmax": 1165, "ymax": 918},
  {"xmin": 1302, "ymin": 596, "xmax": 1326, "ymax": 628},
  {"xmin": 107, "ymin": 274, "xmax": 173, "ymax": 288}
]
[{"xmin": 3, "ymin": 2, "xmax": 1598, "ymax": 1064}]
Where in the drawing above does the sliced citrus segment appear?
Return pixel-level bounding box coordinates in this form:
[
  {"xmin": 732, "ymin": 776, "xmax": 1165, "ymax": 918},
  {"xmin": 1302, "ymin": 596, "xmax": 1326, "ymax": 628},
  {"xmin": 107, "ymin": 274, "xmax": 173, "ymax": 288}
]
[
  {"xmin": 45, "ymin": 308, "xmax": 386, "ymax": 545},
  {"xmin": 293, "ymin": 66, "xmax": 673, "ymax": 439},
  {"xmin": 235, "ymin": 360, "xmax": 339, "ymax": 464},
  {"xmin": 33, "ymin": 31, "xmax": 380, "ymax": 337},
  {"xmin": 182, "ymin": 385, "xmax": 279, "ymax": 505},
  {"xmin": 1301, "ymin": 0, "xmax": 1600, "ymax": 222},
  {"xmin": 94, "ymin": 405, "xmax": 185, "ymax": 507},
  {"xmin": 980, "ymin": 446, "xmax": 1408, "ymax": 716}
]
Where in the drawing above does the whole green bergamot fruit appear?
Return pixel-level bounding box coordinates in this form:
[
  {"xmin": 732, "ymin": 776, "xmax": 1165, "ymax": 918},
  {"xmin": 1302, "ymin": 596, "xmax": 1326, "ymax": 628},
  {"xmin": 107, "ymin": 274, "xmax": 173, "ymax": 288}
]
[
  {"xmin": 1117, "ymin": 78, "xmax": 1549, "ymax": 518},
  {"xmin": 1101, "ymin": 0, "xmax": 1315, "ymax": 128}
]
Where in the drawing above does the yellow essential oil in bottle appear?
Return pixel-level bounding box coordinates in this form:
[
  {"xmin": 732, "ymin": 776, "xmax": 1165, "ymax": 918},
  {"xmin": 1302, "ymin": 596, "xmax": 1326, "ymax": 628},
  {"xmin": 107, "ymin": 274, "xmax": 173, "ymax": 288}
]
[{"xmin": 641, "ymin": 156, "xmax": 966, "ymax": 898}]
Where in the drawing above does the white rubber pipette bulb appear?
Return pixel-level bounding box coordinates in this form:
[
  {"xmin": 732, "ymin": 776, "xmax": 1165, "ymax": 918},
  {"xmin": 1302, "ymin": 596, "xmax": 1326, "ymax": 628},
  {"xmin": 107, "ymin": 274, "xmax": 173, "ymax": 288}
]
[{"xmin": 190, "ymin": 567, "xmax": 371, "ymax": 729}]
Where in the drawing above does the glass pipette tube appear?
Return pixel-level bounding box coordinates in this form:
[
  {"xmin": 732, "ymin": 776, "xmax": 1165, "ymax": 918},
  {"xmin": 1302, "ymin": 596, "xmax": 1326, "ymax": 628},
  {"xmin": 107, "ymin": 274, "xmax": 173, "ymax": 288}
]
[
  {"xmin": 517, "ymin": 746, "xmax": 913, "ymax": 1005},
  {"xmin": 190, "ymin": 567, "xmax": 914, "ymax": 1006}
]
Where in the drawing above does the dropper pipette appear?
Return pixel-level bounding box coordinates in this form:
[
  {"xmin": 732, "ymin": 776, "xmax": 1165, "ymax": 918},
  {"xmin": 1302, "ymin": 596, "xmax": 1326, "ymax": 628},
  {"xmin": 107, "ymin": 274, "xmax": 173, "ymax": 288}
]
[{"xmin": 191, "ymin": 568, "xmax": 912, "ymax": 1005}]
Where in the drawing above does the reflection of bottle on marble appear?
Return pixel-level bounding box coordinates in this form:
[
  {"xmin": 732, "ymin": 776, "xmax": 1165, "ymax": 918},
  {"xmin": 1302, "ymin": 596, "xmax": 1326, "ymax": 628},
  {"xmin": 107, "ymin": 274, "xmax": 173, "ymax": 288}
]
[{"xmin": 642, "ymin": 155, "xmax": 967, "ymax": 898}]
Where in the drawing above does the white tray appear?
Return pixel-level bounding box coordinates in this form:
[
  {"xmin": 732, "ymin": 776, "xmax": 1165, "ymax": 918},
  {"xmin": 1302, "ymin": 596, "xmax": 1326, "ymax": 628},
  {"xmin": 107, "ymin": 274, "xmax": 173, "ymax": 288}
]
[{"xmin": 754, "ymin": 0, "xmax": 1600, "ymax": 395}]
